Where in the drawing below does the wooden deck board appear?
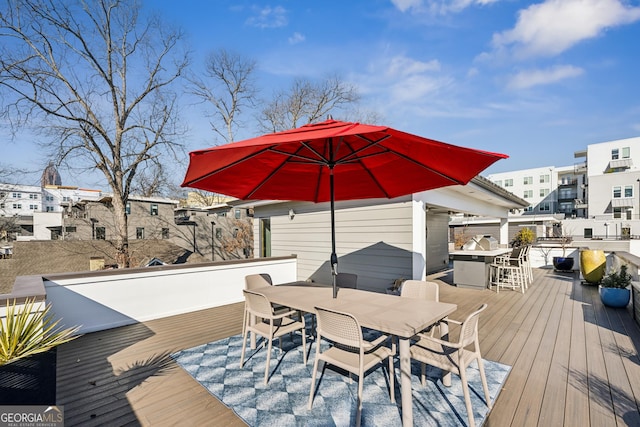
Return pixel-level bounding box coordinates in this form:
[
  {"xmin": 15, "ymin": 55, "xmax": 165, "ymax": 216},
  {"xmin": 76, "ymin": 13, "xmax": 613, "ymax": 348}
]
[
  {"xmin": 537, "ymin": 277, "xmax": 573, "ymax": 426},
  {"xmin": 54, "ymin": 268, "xmax": 640, "ymax": 426},
  {"xmin": 564, "ymin": 274, "xmax": 591, "ymax": 427}
]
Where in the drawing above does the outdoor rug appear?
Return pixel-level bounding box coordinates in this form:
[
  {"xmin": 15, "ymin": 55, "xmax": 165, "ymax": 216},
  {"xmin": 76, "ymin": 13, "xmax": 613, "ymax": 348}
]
[{"xmin": 172, "ymin": 327, "xmax": 510, "ymax": 427}]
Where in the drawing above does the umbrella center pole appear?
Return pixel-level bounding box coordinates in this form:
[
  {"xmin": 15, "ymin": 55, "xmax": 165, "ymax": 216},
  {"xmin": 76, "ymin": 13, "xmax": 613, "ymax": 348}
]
[{"xmin": 329, "ymin": 163, "xmax": 338, "ymax": 299}]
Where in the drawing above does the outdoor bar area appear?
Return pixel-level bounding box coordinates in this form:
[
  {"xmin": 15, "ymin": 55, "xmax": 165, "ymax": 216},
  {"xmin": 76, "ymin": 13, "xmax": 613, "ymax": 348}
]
[{"xmin": 450, "ymin": 235, "xmax": 510, "ymax": 290}]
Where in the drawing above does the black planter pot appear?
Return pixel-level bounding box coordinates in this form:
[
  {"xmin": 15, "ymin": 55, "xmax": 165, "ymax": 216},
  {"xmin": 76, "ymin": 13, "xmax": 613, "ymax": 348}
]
[
  {"xmin": 0, "ymin": 348, "xmax": 57, "ymax": 404},
  {"xmin": 553, "ymin": 256, "xmax": 574, "ymax": 271}
]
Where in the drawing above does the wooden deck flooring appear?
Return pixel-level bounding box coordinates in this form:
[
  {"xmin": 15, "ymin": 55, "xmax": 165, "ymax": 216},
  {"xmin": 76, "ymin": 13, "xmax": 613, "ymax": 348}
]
[{"xmin": 55, "ymin": 268, "xmax": 640, "ymax": 426}]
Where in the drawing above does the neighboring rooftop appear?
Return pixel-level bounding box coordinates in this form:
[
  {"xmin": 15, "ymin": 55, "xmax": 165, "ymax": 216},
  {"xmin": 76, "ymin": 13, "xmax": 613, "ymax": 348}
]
[{"xmin": 0, "ymin": 240, "xmax": 209, "ymax": 294}]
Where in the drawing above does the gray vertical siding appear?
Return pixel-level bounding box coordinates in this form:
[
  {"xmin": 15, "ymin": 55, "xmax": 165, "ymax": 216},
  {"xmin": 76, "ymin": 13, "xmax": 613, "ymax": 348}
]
[
  {"xmin": 426, "ymin": 213, "xmax": 450, "ymax": 273},
  {"xmin": 255, "ymin": 200, "xmax": 415, "ymax": 293}
]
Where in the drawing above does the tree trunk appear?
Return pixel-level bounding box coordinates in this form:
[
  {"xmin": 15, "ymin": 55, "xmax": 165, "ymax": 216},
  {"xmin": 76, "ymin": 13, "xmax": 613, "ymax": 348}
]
[{"xmin": 111, "ymin": 195, "xmax": 130, "ymax": 268}]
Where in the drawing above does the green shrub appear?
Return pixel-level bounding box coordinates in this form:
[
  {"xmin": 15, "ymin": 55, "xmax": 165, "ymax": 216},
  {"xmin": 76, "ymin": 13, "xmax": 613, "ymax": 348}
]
[
  {"xmin": 600, "ymin": 264, "xmax": 633, "ymax": 289},
  {"xmin": 511, "ymin": 228, "xmax": 535, "ymax": 247}
]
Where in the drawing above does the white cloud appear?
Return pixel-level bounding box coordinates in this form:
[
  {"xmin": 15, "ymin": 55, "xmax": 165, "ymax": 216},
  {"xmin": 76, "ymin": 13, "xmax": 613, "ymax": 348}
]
[
  {"xmin": 386, "ymin": 56, "xmax": 440, "ymax": 77},
  {"xmin": 382, "ymin": 55, "xmax": 447, "ymax": 102},
  {"xmin": 493, "ymin": 0, "xmax": 640, "ymax": 59},
  {"xmin": 390, "ymin": 0, "xmax": 424, "ymax": 13},
  {"xmin": 391, "ymin": 0, "xmax": 501, "ymax": 14},
  {"xmin": 288, "ymin": 32, "xmax": 305, "ymax": 45},
  {"xmin": 245, "ymin": 6, "xmax": 288, "ymax": 29},
  {"xmin": 507, "ymin": 65, "xmax": 584, "ymax": 89}
]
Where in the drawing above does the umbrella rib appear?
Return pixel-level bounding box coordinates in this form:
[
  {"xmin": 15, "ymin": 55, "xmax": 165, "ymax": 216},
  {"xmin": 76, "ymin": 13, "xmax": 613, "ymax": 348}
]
[
  {"xmin": 243, "ymin": 145, "xmax": 317, "ymax": 199},
  {"xmin": 353, "ymin": 133, "xmax": 477, "ymax": 185},
  {"xmin": 268, "ymin": 142, "xmax": 329, "ymax": 165},
  {"xmin": 183, "ymin": 146, "xmax": 274, "ymax": 187},
  {"xmin": 339, "ymin": 137, "xmax": 394, "ymax": 198},
  {"xmin": 332, "ymin": 134, "xmax": 392, "ymax": 165}
]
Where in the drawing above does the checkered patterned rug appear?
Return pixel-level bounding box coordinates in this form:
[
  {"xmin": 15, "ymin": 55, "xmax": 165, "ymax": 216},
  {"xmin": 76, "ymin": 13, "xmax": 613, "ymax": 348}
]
[{"xmin": 172, "ymin": 326, "xmax": 510, "ymax": 426}]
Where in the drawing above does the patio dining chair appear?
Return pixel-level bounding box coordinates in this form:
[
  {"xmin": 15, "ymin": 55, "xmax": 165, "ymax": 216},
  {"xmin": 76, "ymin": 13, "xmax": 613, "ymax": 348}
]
[
  {"xmin": 243, "ymin": 273, "xmax": 291, "ymax": 326},
  {"xmin": 336, "ymin": 272, "xmax": 358, "ymax": 289},
  {"xmin": 410, "ymin": 304, "xmax": 491, "ymax": 427},
  {"xmin": 400, "ymin": 279, "xmax": 441, "ymax": 337},
  {"xmin": 308, "ymin": 306, "xmax": 395, "ymax": 427},
  {"xmin": 240, "ymin": 289, "xmax": 307, "ymax": 385},
  {"xmin": 245, "ymin": 273, "xmax": 273, "ymax": 289}
]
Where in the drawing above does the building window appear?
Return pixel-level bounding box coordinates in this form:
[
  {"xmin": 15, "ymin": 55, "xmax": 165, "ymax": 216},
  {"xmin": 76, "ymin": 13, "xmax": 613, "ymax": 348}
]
[
  {"xmin": 613, "ymin": 207, "xmax": 622, "ymax": 219},
  {"xmin": 584, "ymin": 228, "xmax": 593, "ymax": 238},
  {"xmin": 162, "ymin": 228, "xmax": 169, "ymax": 239},
  {"xmin": 136, "ymin": 227, "xmax": 144, "ymax": 239},
  {"xmin": 96, "ymin": 227, "xmax": 106, "ymax": 240},
  {"xmin": 625, "ymin": 185, "xmax": 633, "ymax": 198},
  {"xmin": 12, "ymin": 193, "xmax": 21, "ymax": 198},
  {"xmin": 232, "ymin": 227, "xmax": 239, "ymax": 238},
  {"xmin": 540, "ymin": 189, "xmax": 549, "ymax": 197},
  {"xmin": 523, "ymin": 190, "xmax": 533, "ymax": 199},
  {"xmin": 215, "ymin": 228, "xmax": 222, "ymax": 239},
  {"xmin": 65, "ymin": 226, "xmax": 77, "ymax": 233},
  {"xmin": 46, "ymin": 195, "xmax": 54, "ymax": 202},
  {"xmin": 622, "ymin": 147, "xmax": 630, "ymax": 158},
  {"xmin": 524, "ymin": 206, "xmax": 533, "ymax": 212},
  {"xmin": 62, "ymin": 196, "xmax": 70, "ymax": 202},
  {"xmin": 125, "ymin": 202, "xmax": 131, "ymax": 215},
  {"xmin": 523, "ymin": 176, "xmax": 533, "ymax": 185},
  {"xmin": 235, "ymin": 209, "xmax": 241, "ymax": 219},
  {"xmin": 46, "ymin": 206, "xmax": 54, "ymax": 212},
  {"xmin": 29, "ymin": 194, "xmax": 38, "ymax": 199},
  {"xmin": 504, "ymin": 179, "xmax": 513, "ymax": 187},
  {"xmin": 12, "ymin": 203, "xmax": 21, "ymax": 209},
  {"xmin": 539, "ymin": 174, "xmax": 550, "ymax": 183},
  {"xmin": 30, "ymin": 205, "xmax": 38, "ymax": 210},
  {"xmin": 150, "ymin": 204, "xmax": 158, "ymax": 216},
  {"xmin": 611, "ymin": 148, "xmax": 619, "ymax": 160},
  {"xmin": 539, "ymin": 202, "xmax": 550, "ymax": 212},
  {"xmin": 494, "ymin": 180, "xmax": 502, "ymax": 186},
  {"xmin": 613, "ymin": 186, "xmax": 621, "ymax": 198}
]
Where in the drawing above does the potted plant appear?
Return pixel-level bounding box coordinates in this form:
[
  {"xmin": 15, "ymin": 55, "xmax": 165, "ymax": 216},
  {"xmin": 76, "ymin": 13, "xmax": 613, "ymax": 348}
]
[
  {"xmin": 511, "ymin": 228, "xmax": 535, "ymax": 248},
  {"xmin": 552, "ymin": 232, "xmax": 574, "ymax": 271},
  {"xmin": 0, "ymin": 298, "xmax": 80, "ymax": 404},
  {"xmin": 599, "ymin": 264, "xmax": 633, "ymax": 308}
]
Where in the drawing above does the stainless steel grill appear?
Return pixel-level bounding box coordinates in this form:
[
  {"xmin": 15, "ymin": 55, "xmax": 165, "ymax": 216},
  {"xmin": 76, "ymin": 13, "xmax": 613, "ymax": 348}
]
[{"xmin": 462, "ymin": 235, "xmax": 498, "ymax": 251}]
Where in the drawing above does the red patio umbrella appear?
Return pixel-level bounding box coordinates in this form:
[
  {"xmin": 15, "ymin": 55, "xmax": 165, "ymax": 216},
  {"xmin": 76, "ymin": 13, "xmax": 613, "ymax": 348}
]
[{"xmin": 182, "ymin": 119, "xmax": 508, "ymax": 297}]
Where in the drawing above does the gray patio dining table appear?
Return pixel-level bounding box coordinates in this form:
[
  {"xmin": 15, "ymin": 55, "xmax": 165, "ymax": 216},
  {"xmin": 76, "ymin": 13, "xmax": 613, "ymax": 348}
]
[{"xmin": 253, "ymin": 282, "xmax": 457, "ymax": 427}]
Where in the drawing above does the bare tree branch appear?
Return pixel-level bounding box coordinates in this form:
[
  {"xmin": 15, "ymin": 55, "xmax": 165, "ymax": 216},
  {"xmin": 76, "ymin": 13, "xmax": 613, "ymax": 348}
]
[
  {"xmin": 258, "ymin": 74, "xmax": 360, "ymax": 133},
  {"xmin": 0, "ymin": 0, "xmax": 190, "ymax": 266},
  {"xmin": 188, "ymin": 48, "xmax": 258, "ymax": 143}
]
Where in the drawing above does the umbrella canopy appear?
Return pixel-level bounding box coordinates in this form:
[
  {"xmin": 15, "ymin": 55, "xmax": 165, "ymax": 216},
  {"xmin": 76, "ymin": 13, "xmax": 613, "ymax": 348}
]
[{"xmin": 182, "ymin": 119, "xmax": 508, "ymax": 297}]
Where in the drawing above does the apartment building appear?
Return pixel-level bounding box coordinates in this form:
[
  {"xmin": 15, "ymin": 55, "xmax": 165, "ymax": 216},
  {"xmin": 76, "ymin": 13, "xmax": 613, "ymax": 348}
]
[
  {"xmin": 0, "ymin": 184, "xmax": 42, "ymax": 217},
  {"xmin": 482, "ymin": 136, "xmax": 640, "ymax": 239},
  {"xmin": 582, "ymin": 137, "xmax": 640, "ymax": 221}
]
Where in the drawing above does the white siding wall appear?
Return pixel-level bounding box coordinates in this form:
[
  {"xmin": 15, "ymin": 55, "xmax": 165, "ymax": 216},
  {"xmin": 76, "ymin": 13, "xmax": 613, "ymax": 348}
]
[{"xmin": 255, "ymin": 199, "xmax": 416, "ymax": 293}]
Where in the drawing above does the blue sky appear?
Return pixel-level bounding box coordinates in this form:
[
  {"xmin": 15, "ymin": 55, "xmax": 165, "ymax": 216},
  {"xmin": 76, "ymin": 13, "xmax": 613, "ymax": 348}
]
[{"xmin": 3, "ymin": 0, "xmax": 640, "ymax": 189}]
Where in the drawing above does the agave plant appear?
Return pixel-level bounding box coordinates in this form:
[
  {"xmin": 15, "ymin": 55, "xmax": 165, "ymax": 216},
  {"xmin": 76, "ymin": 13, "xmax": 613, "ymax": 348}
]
[{"xmin": 0, "ymin": 298, "xmax": 80, "ymax": 366}]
